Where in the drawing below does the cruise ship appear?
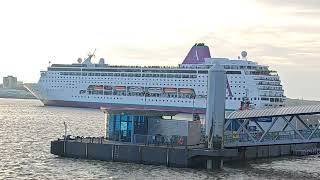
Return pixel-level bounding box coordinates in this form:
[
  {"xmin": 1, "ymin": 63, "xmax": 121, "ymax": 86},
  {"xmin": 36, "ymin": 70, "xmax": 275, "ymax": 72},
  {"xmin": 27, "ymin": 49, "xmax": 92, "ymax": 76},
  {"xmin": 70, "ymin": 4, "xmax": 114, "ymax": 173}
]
[{"xmin": 25, "ymin": 43, "xmax": 285, "ymax": 114}]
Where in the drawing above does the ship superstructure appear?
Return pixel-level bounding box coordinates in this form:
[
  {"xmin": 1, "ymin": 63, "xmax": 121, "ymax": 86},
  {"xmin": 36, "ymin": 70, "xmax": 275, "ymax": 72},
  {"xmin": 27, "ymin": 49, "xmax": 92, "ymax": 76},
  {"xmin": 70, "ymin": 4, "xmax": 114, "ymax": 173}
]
[{"xmin": 26, "ymin": 43, "xmax": 285, "ymax": 113}]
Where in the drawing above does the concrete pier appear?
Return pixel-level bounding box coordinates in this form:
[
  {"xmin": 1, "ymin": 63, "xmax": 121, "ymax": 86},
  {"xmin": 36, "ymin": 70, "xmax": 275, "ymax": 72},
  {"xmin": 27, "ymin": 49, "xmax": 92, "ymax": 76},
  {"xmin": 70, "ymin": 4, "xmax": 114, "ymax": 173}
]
[
  {"xmin": 51, "ymin": 138, "xmax": 320, "ymax": 168},
  {"xmin": 235, "ymin": 143, "xmax": 320, "ymax": 160},
  {"xmin": 51, "ymin": 138, "xmax": 238, "ymax": 168}
]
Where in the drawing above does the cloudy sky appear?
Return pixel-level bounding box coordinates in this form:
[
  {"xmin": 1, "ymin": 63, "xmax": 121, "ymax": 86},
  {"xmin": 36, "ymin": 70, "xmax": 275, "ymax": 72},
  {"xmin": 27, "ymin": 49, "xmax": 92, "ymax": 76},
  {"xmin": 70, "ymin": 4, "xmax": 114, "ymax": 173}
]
[{"xmin": 0, "ymin": 0, "xmax": 319, "ymax": 100}]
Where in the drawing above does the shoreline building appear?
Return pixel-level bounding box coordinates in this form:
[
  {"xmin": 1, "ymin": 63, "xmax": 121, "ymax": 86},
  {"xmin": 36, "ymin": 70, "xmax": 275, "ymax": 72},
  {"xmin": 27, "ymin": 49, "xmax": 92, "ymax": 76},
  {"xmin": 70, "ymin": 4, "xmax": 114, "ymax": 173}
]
[{"xmin": 3, "ymin": 76, "xmax": 18, "ymax": 89}]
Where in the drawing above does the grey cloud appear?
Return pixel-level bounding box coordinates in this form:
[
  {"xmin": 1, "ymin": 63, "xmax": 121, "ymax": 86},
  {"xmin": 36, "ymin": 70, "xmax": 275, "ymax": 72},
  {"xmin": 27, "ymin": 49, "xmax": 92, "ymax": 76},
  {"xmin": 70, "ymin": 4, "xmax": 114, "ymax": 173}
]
[
  {"xmin": 109, "ymin": 44, "xmax": 190, "ymax": 65},
  {"xmin": 257, "ymin": 0, "xmax": 320, "ymax": 10},
  {"xmin": 257, "ymin": 0, "xmax": 320, "ymax": 17},
  {"xmin": 201, "ymin": 25, "xmax": 320, "ymax": 68}
]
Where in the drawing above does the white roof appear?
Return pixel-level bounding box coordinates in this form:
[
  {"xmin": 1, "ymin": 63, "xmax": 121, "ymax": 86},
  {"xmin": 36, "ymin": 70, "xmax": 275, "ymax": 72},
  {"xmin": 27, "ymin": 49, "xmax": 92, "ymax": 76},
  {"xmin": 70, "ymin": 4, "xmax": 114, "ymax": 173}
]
[{"xmin": 227, "ymin": 104, "xmax": 320, "ymax": 120}]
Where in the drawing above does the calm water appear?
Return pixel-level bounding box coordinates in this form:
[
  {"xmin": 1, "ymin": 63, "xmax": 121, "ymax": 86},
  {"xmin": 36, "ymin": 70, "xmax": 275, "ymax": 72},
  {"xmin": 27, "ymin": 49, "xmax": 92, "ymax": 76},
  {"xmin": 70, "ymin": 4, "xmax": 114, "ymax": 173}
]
[{"xmin": 0, "ymin": 98, "xmax": 320, "ymax": 180}]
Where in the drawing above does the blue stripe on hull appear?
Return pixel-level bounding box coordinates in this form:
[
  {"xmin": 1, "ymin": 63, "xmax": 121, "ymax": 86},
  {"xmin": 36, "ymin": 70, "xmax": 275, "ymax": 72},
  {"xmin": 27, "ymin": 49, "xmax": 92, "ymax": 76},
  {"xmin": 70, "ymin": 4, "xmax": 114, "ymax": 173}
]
[{"xmin": 43, "ymin": 100, "xmax": 207, "ymax": 114}]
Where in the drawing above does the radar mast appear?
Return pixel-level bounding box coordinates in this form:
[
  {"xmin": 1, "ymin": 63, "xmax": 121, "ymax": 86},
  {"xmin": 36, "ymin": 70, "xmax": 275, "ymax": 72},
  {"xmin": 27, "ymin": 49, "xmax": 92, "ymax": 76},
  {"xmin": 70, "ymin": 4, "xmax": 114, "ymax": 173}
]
[{"xmin": 82, "ymin": 49, "xmax": 96, "ymax": 64}]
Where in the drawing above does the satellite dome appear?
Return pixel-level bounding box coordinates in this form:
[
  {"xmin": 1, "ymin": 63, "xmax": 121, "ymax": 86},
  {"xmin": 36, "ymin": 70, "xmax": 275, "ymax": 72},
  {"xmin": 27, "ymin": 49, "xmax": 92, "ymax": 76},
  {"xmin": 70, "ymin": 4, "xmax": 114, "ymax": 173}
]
[
  {"xmin": 77, "ymin": 58, "xmax": 82, "ymax": 63},
  {"xmin": 241, "ymin": 51, "xmax": 248, "ymax": 58},
  {"xmin": 99, "ymin": 58, "xmax": 105, "ymax": 64}
]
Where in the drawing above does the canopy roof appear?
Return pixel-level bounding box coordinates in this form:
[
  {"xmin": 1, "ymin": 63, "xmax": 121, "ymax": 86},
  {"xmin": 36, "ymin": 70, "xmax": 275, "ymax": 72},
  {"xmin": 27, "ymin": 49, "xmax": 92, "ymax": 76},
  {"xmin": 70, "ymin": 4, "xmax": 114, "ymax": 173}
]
[
  {"xmin": 100, "ymin": 107, "xmax": 179, "ymax": 116},
  {"xmin": 227, "ymin": 104, "xmax": 320, "ymax": 120}
]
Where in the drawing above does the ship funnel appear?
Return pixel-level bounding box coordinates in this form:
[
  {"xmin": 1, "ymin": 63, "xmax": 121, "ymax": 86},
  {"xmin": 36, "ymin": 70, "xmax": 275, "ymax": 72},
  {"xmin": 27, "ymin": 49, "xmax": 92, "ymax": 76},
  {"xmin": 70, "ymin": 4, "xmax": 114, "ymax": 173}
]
[{"xmin": 182, "ymin": 43, "xmax": 211, "ymax": 64}]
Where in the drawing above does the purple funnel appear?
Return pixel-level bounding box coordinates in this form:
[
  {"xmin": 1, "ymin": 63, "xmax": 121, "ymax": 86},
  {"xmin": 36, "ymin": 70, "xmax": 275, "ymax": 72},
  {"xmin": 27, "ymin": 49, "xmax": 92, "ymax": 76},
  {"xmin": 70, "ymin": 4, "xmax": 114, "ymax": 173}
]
[{"xmin": 182, "ymin": 43, "xmax": 211, "ymax": 64}]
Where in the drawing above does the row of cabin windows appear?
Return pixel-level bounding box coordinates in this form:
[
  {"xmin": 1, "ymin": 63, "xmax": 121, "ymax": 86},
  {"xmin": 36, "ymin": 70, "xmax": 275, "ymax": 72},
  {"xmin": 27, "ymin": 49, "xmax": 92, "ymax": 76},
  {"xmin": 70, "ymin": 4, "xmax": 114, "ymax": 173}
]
[
  {"xmin": 224, "ymin": 65, "xmax": 267, "ymax": 70},
  {"xmin": 86, "ymin": 91, "xmax": 195, "ymax": 99},
  {"xmin": 45, "ymin": 73, "xmax": 254, "ymax": 85},
  {"xmin": 43, "ymin": 78, "xmax": 207, "ymax": 83},
  {"xmin": 43, "ymin": 76, "xmax": 208, "ymax": 82},
  {"xmin": 72, "ymin": 95, "xmax": 122, "ymax": 100},
  {"xmin": 258, "ymin": 86, "xmax": 283, "ymax": 91},
  {"xmin": 44, "ymin": 80, "xmax": 207, "ymax": 88},
  {"xmin": 72, "ymin": 95, "xmax": 193, "ymax": 103},
  {"xmin": 230, "ymin": 76, "xmax": 244, "ymax": 79},
  {"xmin": 44, "ymin": 76, "xmax": 250, "ymax": 86},
  {"xmin": 49, "ymin": 68, "xmax": 200, "ymax": 74},
  {"xmin": 54, "ymin": 71, "xmax": 246, "ymax": 80},
  {"xmin": 226, "ymin": 97, "xmax": 260, "ymax": 101},
  {"xmin": 264, "ymin": 104, "xmax": 283, "ymax": 107},
  {"xmin": 59, "ymin": 72, "xmax": 199, "ymax": 78},
  {"xmin": 226, "ymin": 97, "xmax": 283, "ymax": 103},
  {"xmin": 254, "ymin": 77, "xmax": 280, "ymax": 81},
  {"xmin": 230, "ymin": 81, "xmax": 246, "ymax": 84},
  {"xmin": 230, "ymin": 85, "xmax": 246, "ymax": 88},
  {"xmin": 48, "ymin": 86, "xmax": 206, "ymax": 96},
  {"xmin": 51, "ymin": 86, "xmax": 76, "ymax": 88},
  {"xmin": 261, "ymin": 97, "xmax": 284, "ymax": 102},
  {"xmin": 232, "ymin": 92, "xmax": 247, "ymax": 95}
]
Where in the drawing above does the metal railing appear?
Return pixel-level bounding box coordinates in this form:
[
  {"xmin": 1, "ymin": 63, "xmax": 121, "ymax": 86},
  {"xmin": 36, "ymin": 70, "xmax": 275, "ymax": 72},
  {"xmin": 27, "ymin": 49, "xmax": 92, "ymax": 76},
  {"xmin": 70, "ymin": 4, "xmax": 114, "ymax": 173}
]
[
  {"xmin": 224, "ymin": 129, "xmax": 320, "ymax": 145},
  {"xmin": 132, "ymin": 134, "xmax": 187, "ymax": 146},
  {"xmin": 58, "ymin": 135, "xmax": 189, "ymax": 147},
  {"xmin": 59, "ymin": 135, "xmax": 107, "ymax": 144}
]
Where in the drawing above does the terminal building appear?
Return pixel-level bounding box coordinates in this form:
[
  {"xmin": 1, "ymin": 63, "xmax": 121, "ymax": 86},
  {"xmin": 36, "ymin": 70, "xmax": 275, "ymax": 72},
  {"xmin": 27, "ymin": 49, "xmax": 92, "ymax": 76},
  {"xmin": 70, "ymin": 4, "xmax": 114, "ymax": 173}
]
[{"xmin": 102, "ymin": 108, "xmax": 202, "ymax": 146}]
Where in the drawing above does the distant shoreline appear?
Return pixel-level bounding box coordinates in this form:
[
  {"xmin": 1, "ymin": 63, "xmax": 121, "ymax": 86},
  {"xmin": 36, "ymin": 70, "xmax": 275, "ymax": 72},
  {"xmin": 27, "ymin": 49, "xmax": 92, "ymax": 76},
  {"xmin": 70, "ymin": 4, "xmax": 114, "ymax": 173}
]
[
  {"xmin": 0, "ymin": 96, "xmax": 36, "ymax": 100},
  {"xmin": 0, "ymin": 88, "xmax": 36, "ymax": 100}
]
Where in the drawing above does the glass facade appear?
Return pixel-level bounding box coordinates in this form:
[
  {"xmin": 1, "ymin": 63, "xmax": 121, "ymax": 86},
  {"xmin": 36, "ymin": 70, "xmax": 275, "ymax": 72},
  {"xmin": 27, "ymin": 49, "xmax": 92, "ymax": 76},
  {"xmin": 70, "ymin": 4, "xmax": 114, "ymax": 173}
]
[{"xmin": 108, "ymin": 114, "xmax": 148, "ymax": 142}]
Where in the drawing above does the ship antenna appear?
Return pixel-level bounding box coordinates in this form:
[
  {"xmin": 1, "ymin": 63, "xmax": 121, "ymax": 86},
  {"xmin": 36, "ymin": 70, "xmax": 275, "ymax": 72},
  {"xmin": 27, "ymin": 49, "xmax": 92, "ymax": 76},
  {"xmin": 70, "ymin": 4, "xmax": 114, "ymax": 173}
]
[
  {"xmin": 86, "ymin": 49, "xmax": 97, "ymax": 62},
  {"xmin": 89, "ymin": 49, "xmax": 96, "ymax": 58}
]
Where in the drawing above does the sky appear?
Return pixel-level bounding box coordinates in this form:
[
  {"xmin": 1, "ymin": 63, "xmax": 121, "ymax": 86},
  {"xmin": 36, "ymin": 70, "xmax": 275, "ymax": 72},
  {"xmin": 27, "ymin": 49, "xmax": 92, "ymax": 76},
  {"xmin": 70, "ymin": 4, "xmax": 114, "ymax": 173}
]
[{"xmin": 0, "ymin": 0, "xmax": 319, "ymax": 100}]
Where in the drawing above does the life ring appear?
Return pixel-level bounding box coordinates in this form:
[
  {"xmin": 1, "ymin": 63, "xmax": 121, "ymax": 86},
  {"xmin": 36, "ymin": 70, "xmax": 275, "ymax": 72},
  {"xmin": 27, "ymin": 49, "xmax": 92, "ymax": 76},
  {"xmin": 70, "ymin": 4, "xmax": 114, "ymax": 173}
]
[{"xmin": 178, "ymin": 137, "xmax": 184, "ymax": 145}]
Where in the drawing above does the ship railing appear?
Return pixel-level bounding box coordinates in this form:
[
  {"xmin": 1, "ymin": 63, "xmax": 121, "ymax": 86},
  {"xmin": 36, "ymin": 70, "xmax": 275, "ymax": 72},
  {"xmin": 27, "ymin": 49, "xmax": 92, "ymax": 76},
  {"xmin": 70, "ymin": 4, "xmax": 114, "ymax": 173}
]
[
  {"xmin": 258, "ymin": 87, "xmax": 283, "ymax": 91},
  {"xmin": 259, "ymin": 94, "xmax": 285, "ymax": 97},
  {"xmin": 254, "ymin": 78, "xmax": 280, "ymax": 81},
  {"xmin": 107, "ymin": 65, "xmax": 181, "ymax": 69},
  {"xmin": 257, "ymin": 82, "xmax": 282, "ymax": 86}
]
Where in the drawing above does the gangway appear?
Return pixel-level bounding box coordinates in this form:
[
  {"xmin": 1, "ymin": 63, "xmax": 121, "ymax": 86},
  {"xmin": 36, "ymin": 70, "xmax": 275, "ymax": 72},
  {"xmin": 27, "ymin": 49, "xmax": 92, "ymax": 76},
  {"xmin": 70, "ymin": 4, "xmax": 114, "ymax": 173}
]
[{"xmin": 224, "ymin": 104, "xmax": 320, "ymax": 147}]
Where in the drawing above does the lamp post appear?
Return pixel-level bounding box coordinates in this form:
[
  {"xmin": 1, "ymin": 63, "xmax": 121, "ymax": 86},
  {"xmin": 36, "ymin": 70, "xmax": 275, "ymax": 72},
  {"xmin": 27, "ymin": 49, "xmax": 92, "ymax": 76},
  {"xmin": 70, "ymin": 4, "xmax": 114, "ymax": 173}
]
[{"xmin": 63, "ymin": 121, "xmax": 67, "ymax": 155}]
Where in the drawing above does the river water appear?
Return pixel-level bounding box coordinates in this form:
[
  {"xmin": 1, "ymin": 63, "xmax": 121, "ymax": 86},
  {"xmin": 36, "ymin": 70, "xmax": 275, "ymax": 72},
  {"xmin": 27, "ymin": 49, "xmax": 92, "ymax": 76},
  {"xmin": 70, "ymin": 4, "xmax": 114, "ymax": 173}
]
[{"xmin": 0, "ymin": 98, "xmax": 320, "ymax": 179}]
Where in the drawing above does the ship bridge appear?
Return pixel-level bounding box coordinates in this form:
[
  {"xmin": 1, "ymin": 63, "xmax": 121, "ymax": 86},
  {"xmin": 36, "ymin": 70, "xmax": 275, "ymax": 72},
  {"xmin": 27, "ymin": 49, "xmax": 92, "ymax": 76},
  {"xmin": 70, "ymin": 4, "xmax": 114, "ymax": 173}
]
[{"xmin": 224, "ymin": 104, "xmax": 320, "ymax": 147}]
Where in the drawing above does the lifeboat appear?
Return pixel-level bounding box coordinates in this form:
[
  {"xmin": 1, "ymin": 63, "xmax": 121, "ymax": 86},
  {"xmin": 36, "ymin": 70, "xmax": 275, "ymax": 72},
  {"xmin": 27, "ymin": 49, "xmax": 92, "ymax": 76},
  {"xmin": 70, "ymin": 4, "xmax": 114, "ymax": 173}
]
[
  {"xmin": 114, "ymin": 86, "xmax": 126, "ymax": 91},
  {"xmin": 94, "ymin": 85, "xmax": 104, "ymax": 91},
  {"xmin": 178, "ymin": 88, "xmax": 194, "ymax": 94},
  {"xmin": 129, "ymin": 86, "xmax": 143, "ymax": 93},
  {"xmin": 163, "ymin": 88, "xmax": 177, "ymax": 93},
  {"xmin": 148, "ymin": 87, "xmax": 162, "ymax": 94},
  {"xmin": 103, "ymin": 86, "xmax": 113, "ymax": 91},
  {"xmin": 87, "ymin": 85, "xmax": 95, "ymax": 91}
]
